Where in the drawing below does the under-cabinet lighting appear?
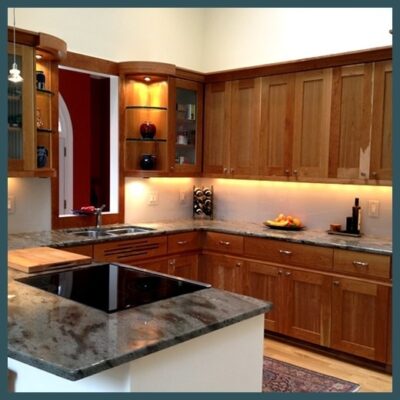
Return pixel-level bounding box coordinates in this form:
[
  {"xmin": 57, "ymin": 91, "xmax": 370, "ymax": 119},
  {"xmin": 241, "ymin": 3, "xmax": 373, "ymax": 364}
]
[
  {"xmin": 35, "ymin": 54, "xmax": 43, "ymax": 60},
  {"xmin": 144, "ymin": 76, "xmax": 151, "ymax": 82}
]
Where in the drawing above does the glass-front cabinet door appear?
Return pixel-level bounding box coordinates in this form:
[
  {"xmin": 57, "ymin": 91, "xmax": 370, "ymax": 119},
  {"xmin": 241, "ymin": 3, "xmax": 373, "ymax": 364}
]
[
  {"xmin": 8, "ymin": 43, "xmax": 35, "ymax": 173},
  {"xmin": 171, "ymin": 78, "xmax": 203, "ymax": 175}
]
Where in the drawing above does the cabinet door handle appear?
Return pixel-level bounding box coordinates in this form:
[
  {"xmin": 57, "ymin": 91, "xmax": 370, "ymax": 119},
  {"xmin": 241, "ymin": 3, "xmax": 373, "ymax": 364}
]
[
  {"xmin": 223, "ymin": 168, "xmax": 228, "ymax": 174},
  {"xmin": 279, "ymin": 249, "xmax": 292, "ymax": 255},
  {"xmin": 177, "ymin": 240, "xmax": 188, "ymax": 245},
  {"xmin": 285, "ymin": 169, "xmax": 290, "ymax": 176},
  {"xmin": 236, "ymin": 262, "xmax": 241, "ymax": 268},
  {"xmin": 284, "ymin": 271, "xmax": 292, "ymax": 276},
  {"xmin": 371, "ymin": 171, "xmax": 378, "ymax": 178},
  {"xmin": 219, "ymin": 240, "xmax": 230, "ymax": 246},
  {"xmin": 169, "ymin": 259, "xmax": 175, "ymax": 265},
  {"xmin": 278, "ymin": 270, "xmax": 283, "ymax": 275},
  {"xmin": 230, "ymin": 168, "xmax": 235, "ymax": 174},
  {"xmin": 333, "ymin": 280, "xmax": 340, "ymax": 286},
  {"xmin": 170, "ymin": 166, "xmax": 174, "ymax": 171},
  {"xmin": 352, "ymin": 260, "xmax": 369, "ymax": 267},
  {"xmin": 293, "ymin": 169, "xmax": 298, "ymax": 176}
]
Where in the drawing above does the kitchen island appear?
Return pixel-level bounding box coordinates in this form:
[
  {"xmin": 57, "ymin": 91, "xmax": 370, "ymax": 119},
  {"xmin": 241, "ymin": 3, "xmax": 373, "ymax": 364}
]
[{"xmin": 8, "ymin": 265, "xmax": 271, "ymax": 392}]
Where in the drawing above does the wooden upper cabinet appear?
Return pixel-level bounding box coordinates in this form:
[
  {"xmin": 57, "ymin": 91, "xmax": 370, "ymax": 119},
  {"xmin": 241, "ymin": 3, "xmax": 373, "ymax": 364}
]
[
  {"xmin": 229, "ymin": 78, "xmax": 261, "ymax": 177},
  {"xmin": 259, "ymin": 74, "xmax": 294, "ymax": 177},
  {"xmin": 370, "ymin": 60, "xmax": 392, "ymax": 181},
  {"xmin": 203, "ymin": 81, "xmax": 231, "ymax": 175},
  {"xmin": 329, "ymin": 64, "xmax": 373, "ymax": 180},
  {"xmin": 292, "ymin": 68, "xmax": 332, "ymax": 179}
]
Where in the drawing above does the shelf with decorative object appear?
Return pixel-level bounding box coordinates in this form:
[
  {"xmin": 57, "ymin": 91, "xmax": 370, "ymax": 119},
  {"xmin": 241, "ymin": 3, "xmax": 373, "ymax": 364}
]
[
  {"xmin": 7, "ymin": 28, "xmax": 66, "ymax": 177},
  {"xmin": 120, "ymin": 62, "xmax": 175, "ymax": 176}
]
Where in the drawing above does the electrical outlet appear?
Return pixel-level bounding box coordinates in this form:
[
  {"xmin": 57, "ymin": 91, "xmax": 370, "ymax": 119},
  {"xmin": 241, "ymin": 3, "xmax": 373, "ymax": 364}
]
[
  {"xmin": 179, "ymin": 190, "xmax": 186, "ymax": 204},
  {"xmin": 148, "ymin": 191, "xmax": 159, "ymax": 205},
  {"xmin": 8, "ymin": 195, "xmax": 15, "ymax": 214},
  {"xmin": 368, "ymin": 200, "xmax": 380, "ymax": 217}
]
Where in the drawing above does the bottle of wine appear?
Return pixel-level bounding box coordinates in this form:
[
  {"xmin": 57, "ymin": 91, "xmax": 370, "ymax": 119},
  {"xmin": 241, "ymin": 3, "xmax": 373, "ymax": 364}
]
[{"xmin": 351, "ymin": 198, "xmax": 361, "ymax": 234}]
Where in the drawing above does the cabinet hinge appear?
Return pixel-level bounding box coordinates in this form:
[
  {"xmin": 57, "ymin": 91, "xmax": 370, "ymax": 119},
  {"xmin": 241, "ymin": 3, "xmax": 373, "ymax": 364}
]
[
  {"xmin": 64, "ymin": 147, "xmax": 67, "ymax": 157},
  {"xmin": 63, "ymin": 199, "xmax": 67, "ymax": 209}
]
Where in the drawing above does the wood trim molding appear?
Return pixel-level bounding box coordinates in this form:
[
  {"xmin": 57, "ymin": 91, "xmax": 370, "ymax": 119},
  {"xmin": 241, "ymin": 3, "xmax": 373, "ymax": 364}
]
[
  {"xmin": 61, "ymin": 51, "xmax": 119, "ymax": 75},
  {"xmin": 8, "ymin": 27, "xmax": 39, "ymax": 47},
  {"xmin": 38, "ymin": 33, "xmax": 67, "ymax": 61},
  {"xmin": 176, "ymin": 67, "xmax": 205, "ymax": 82},
  {"xmin": 118, "ymin": 61, "xmax": 176, "ymax": 76},
  {"xmin": 205, "ymin": 46, "xmax": 392, "ymax": 83}
]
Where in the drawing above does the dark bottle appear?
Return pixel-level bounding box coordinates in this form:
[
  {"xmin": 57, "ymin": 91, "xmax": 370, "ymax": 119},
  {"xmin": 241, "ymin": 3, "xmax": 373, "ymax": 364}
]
[{"xmin": 351, "ymin": 198, "xmax": 361, "ymax": 234}]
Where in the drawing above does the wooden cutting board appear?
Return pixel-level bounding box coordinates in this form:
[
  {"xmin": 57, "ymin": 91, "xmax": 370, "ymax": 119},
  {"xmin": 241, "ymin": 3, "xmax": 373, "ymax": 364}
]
[{"xmin": 8, "ymin": 246, "xmax": 92, "ymax": 273}]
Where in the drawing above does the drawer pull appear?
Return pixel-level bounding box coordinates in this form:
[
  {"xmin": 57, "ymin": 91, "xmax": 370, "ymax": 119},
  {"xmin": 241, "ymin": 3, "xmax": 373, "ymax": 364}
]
[
  {"xmin": 219, "ymin": 240, "xmax": 231, "ymax": 246},
  {"xmin": 352, "ymin": 261, "xmax": 369, "ymax": 267},
  {"xmin": 279, "ymin": 250, "xmax": 292, "ymax": 255},
  {"xmin": 236, "ymin": 262, "xmax": 241, "ymax": 267},
  {"xmin": 284, "ymin": 271, "xmax": 292, "ymax": 276},
  {"xmin": 333, "ymin": 280, "xmax": 340, "ymax": 286},
  {"xmin": 278, "ymin": 270, "xmax": 283, "ymax": 275},
  {"xmin": 177, "ymin": 240, "xmax": 188, "ymax": 245}
]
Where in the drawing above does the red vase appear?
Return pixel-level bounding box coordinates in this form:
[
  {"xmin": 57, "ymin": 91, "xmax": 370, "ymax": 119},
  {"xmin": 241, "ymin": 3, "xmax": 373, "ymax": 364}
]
[{"xmin": 140, "ymin": 122, "xmax": 156, "ymax": 139}]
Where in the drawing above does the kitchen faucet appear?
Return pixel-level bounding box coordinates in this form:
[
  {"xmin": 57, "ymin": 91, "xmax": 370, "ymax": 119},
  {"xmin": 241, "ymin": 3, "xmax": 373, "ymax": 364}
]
[{"xmin": 94, "ymin": 204, "xmax": 106, "ymax": 229}]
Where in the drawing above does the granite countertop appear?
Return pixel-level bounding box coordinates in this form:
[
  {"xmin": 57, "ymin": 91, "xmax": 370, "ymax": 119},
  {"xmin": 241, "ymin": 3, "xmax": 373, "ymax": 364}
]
[
  {"xmin": 8, "ymin": 219, "xmax": 392, "ymax": 255},
  {"xmin": 8, "ymin": 266, "xmax": 271, "ymax": 381}
]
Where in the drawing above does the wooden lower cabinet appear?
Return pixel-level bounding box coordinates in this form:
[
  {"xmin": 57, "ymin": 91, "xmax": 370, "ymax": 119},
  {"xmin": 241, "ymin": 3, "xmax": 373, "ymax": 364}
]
[
  {"xmin": 137, "ymin": 258, "xmax": 169, "ymax": 274},
  {"xmin": 63, "ymin": 244, "xmax": 93, "ymax": 258},
  {"xmin": 331, "ymin": 276, "xmax": 390, "ymax": 362},
  {"xmin": 246, "ymin": 260, "xmax": 331, "ymax": 346},
  {"xmin": 200, "ymin": 254, "xmax": 244, "ymax": 294},
  {"xmin": 168, "ymin": 254, "xmax": 198, "ymax": 281}
]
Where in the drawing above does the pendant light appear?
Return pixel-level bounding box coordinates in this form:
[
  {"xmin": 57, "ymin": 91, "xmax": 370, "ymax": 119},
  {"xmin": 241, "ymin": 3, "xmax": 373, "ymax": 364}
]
[{"xmin": 8, "ymin": 8, "xmax": 23, "ymax": 83}]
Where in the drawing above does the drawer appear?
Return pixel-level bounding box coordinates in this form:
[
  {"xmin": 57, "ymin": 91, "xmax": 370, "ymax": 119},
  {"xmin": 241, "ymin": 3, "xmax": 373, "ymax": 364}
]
[
  {"xmin": 333, "ymin": 249, "xmax": 391, "ymax": 281},
  {"xmin": 244, "ymin": 237, "xmax": 333, "ymax": 271},
  {"xmin": 203, "ymin": 232, "xmax": 244, "ymax": 255},
  {"xmin": 93, "ymin": 236, "xmax": 167, "ymax": 263},
  {"xmin": 168, "ymin": 231, "xmax": 200, "ymax": 254},
  {"xmin": 63, "ymin": 244, "xmax": 93, "ymax": 258}
]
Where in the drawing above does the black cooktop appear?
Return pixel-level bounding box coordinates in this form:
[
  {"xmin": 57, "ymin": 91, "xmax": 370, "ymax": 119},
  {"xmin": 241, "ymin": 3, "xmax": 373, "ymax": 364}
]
[{"xmin": 17, "ymin": 263, "xmax": 211, "ymax": 313}]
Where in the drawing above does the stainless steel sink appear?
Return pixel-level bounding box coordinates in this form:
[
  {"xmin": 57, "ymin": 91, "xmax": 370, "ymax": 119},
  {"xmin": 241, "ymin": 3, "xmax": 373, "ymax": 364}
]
[
  {"xmin": 70, "ymin": 226, "xmax": 155, "ymax": 238},
  {"xmin": 73, "ymin": 230, "xmax": 111, "ymax": 238},
  {"xmin": 106, "ymin": 227, "xmax": 154, "ymax": 235}
]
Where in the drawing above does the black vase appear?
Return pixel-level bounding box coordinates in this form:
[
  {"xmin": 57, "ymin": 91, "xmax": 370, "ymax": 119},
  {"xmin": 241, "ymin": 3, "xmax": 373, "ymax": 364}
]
[
  {"xmin": 37, "ymin": 146, "xmax": 48, "ymax": 168},
  {"xmin": 140, "ymin": 154, "xmax": 156, "ymax": 170}
]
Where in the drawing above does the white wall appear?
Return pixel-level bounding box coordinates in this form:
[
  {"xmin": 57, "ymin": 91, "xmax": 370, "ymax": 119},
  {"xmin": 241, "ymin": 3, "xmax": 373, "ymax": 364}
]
[
  {"xmin": 8, "ymin": 178, "xmax": 52, "ymax": 233},
  {"xmin": 10, "ymin": 8, "xmax": 206, "ymax": 72},
  {"xmin": 10, "ymin": 8, "xmax": 392, "ymax": 72},
  {"xmin": 124, "ymin": 178, "xmax": 392, "ymax": 238},
  {"xmin": 202, "ymin": 8, "xmax": 392, "ymax": 72}
]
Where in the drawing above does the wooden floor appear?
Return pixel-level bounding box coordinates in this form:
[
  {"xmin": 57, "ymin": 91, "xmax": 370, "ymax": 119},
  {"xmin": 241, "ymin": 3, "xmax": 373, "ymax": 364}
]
[{"xmin": 264, "ymin": 338, "xmax": 392, "ymax": 393}]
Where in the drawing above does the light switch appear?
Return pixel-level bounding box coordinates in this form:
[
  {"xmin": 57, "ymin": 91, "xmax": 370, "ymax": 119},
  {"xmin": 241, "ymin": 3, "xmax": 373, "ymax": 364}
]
[
  {"xmin": 368, "ymin": 200, "xmax": 380, "ymax": 217},
  {"xmin": 148, "ymin": 191, "xmax": 159, "ymax": 205},
  {"xmin": 8, "ymin": 195, "xmax": 15, "ymax": 214}
]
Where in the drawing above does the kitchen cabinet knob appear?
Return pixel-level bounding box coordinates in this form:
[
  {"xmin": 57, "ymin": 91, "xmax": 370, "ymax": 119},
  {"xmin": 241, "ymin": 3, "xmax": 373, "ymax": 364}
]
[
  {"xmin": 279, "ymin": 249, "xmax": 292, "ymax": 255},
  {"xmin": 278, "ymin": 270, "xmax": 283, "ymax": 275},
  {"xmin": 236, "ymin": 262, "xmax": 242, "ymax": 268},
  {"xmin": 170, "ymin": 166, "xmax": 174, "ymax": 171},
  {"xmin": 230, "ymin": 168, "xmax": 235, "ymax": 174},
  {"xmin": 333, "ymin": 280, "xmax": 340, "ymax": 286},
  {"xmin": 219, "ymin": 240, "xmax": 231, "ymax": 246},
  {"xmin": 352, "ymin": 260, "xmax": 369, "ymax": 267},
  {"xmin": 371, "ymin": 171, "xmax": 377, "ymax": 178},
  {"xmin": 293, "ymin": 169, "xmax": 298, "ymax": 175},
  {"xmin": 223, "ymin": 168, "xmax": 228, "ymax": 174},
  {"xmin": 169, "ymin": 259, "xmax": 176, "ymax": 265},
  {"xmin": 284, "ymin": 271, "xmax": 292, "ymax": 276},
  {"xmin": 177, "ymin": 240, "xmax": 188, "ymax": 245},
  {"xmin": 285, "ymin": 169, "xmax": 290, "ymax": 176}
]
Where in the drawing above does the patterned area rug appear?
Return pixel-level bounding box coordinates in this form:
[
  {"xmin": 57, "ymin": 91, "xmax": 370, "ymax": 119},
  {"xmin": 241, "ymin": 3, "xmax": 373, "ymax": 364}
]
[{"xmin": 263, "ymin": 356, "xmax": 360, "ymax": 392}]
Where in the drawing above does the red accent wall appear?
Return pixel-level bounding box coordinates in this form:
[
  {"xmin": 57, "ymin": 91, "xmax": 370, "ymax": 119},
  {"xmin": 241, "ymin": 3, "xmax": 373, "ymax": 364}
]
[
  {"xmin": 59, "ymin": 69, "xmax": 111, "ymax": 210},
  {"xmin": 59, "ymin": 69, "xmax": 91, "ymax": 209}
]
